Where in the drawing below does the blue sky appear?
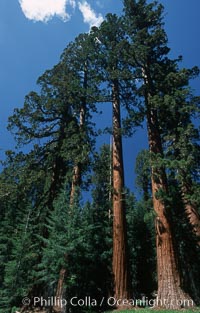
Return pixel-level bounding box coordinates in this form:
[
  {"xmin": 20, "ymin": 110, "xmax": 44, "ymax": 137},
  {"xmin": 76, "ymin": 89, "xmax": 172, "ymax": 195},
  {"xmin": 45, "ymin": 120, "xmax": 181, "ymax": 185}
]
[{"xmin": 0, "ymin": 0, "xmax": 200, "ymax": 194}]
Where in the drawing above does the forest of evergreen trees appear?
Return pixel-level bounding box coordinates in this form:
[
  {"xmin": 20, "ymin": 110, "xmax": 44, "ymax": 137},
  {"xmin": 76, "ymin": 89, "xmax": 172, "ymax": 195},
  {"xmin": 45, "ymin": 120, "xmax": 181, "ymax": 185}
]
[{"xmin": 0, "ymin": 1, "xmax": 200, "ymax": 312}]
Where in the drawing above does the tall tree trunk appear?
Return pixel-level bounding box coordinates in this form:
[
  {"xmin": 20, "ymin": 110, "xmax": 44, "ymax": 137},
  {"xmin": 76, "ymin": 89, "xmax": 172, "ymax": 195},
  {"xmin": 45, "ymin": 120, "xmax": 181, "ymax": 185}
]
[
  {"xmin": 147, "ymin": 105, "xmax": 194, "ymax": 308},
  {"xmin": 112, "ymin": 80, "xmax": 131, "ymax": 304}
]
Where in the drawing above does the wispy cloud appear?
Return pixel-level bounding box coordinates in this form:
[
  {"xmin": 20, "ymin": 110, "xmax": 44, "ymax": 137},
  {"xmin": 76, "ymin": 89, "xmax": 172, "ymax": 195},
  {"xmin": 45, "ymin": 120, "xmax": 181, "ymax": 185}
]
[
  {"xmin": 78, "ymin": 1, "xmax": 103, "ymax": 28},
  {"xmin": 19, "ymin": 0, "xmax": 76, "ymax": 23}
]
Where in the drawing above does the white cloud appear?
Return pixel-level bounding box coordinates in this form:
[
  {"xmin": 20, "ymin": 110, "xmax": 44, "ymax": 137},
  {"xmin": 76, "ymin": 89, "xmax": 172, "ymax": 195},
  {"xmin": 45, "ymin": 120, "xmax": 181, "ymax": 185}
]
[
  {"xmin": 18, "ymin": 0, "xmax": 104, "ymax": 27},
  {"xmin": 19, "ymin": 0, "xmax": 76, "ymax": 23},
  {"xmin": 78, "ymin": 1, "xmax": 103, "ymax": 28}
]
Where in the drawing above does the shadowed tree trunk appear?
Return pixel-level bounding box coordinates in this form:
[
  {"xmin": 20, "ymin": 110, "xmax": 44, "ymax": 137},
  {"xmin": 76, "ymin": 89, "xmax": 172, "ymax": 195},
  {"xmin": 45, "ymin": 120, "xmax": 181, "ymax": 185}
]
[{"xmin": 112, "ymin": 80, "xmax": 131, "ymax": 304}]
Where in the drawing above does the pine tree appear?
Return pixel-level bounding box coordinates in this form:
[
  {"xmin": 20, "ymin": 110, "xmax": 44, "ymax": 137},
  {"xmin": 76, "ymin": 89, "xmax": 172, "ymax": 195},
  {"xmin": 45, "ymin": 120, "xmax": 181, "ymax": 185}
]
[{"xmin": 0, "ymin": 150, "xmax": 48, "ymax": 311}]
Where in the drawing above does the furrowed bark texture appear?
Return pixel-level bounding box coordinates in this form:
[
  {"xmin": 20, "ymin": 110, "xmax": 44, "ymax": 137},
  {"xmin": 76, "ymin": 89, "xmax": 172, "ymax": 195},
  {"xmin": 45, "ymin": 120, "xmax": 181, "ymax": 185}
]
[
  {"xmin": 147, "ymin": 105, "xmax": 194, "ymax": 309},
  {"xmin": 181, "ymin": 182, "xmax": 200, "ymax": 245},
  {"xmin": 112, "ymin": 80, "xmax": 130, "ymax": 303}
]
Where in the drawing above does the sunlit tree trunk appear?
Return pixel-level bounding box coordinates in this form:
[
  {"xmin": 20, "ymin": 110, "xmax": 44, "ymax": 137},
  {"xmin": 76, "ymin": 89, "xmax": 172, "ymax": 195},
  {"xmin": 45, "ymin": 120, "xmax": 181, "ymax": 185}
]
[
  {"xmin": 112, "ymin": 80, "xmax": 131, "ymax": 304},
  {"xmin": 146, "ymin": 101, "xmax": 194, "ymax": 308}
]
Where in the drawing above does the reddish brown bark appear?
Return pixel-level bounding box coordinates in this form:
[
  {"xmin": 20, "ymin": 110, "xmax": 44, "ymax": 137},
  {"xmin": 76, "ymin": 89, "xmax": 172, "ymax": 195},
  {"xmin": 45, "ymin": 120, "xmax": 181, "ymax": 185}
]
[
  {"xmin": 53, "ymin": 268, "xmax": 67, "ymax": 313},
  {"xmin": 112, "ymin": 80, "xmax": 130, "ymax": 303},
  {"xmin": 184, "ymin": 202, "xmax": 200, "ymax": 244},
  {"xmin": 70, "ymin": 164, "xmax": 81, "ymax": 206},
  {"xmin": 181, "ymin": 183, "xmax": 200, "ymax": 245},
  {"xmin": 147, "ymin": 105, "xmax": 194, "ymax": 309}
]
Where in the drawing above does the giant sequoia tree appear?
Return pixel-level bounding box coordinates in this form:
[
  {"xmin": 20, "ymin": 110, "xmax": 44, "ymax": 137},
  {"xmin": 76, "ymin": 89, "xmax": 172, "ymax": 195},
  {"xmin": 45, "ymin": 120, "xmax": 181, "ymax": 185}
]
[
  {"xmin": 123, "ymin": 0, "xmax": 196, "ymax": 308},
  {"xmin": 92, "ymin": 14, "xmax": 135, "ymax": 302}
]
